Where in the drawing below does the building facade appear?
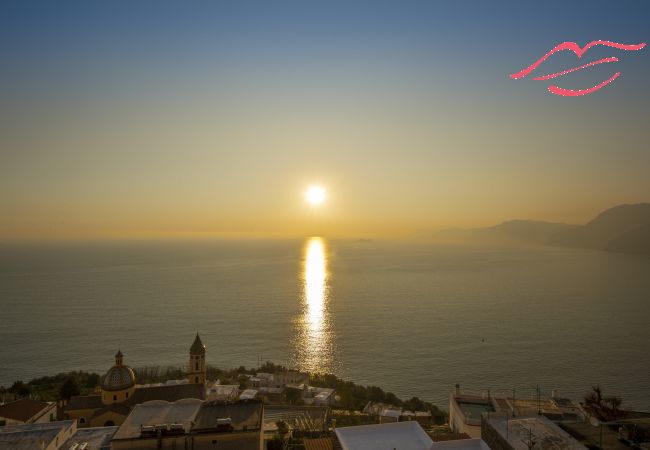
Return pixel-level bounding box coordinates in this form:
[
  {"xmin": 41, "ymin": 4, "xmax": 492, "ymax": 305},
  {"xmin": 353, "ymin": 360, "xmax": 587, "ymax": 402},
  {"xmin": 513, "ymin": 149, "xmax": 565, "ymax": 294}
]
[{"xmin": 64, "ymin": 335, "xmax": 207, "ymax": 428}]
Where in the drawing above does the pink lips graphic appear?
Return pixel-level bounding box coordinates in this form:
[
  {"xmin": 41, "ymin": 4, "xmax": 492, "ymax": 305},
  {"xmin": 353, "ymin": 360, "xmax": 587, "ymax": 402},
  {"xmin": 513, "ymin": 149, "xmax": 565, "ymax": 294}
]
[{"xmin": 510, "ymin": 40, "xmax": 646, "ymax": 96}]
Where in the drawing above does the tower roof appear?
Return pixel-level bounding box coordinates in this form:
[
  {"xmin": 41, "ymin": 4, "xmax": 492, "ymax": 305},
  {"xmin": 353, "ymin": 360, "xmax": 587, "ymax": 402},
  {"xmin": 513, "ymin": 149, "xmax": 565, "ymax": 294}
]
[{"xmin": 190, "ymin": 333, "xmax": 206, "ymax": 355}]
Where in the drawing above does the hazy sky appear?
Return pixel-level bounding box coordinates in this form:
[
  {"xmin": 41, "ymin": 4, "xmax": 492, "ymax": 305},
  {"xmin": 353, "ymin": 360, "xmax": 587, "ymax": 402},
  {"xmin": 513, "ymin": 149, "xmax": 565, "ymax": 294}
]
[{"xmin": 1, "ymin": 1, "xmax": 649, "ymax": 239}]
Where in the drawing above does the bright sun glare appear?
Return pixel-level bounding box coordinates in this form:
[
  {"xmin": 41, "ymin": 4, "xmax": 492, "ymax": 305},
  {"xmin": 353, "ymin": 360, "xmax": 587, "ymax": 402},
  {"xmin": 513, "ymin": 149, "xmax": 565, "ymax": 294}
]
[{"xmin": 305, "ymin": 185, "xmax": 326, "ymax": 206}]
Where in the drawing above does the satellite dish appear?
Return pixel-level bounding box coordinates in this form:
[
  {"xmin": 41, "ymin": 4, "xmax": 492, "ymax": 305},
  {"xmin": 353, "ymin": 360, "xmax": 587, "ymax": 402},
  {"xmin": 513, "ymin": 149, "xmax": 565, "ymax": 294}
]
[{"xmin": 590, "ymin": 417, "xmax": 600, "ymax": 427}]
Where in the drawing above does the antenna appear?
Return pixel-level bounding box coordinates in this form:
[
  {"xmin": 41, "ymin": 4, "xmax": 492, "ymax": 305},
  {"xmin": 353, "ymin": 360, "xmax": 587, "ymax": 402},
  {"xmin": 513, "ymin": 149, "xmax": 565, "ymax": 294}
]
[{"xmin": 521, "ymin": 428, "xmax": 536, "ymax": 450}]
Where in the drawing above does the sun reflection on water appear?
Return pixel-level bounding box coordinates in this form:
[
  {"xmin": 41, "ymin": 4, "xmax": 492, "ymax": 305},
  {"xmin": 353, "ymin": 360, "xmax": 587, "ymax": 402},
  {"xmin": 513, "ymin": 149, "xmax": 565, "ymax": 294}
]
[{"xmin": 292, "ymin": 237, "xmax": 336, "ymax": 374}]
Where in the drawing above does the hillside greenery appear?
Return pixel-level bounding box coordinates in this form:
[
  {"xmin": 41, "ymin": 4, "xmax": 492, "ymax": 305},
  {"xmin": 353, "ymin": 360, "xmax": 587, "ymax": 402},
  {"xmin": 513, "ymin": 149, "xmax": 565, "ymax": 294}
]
[{"xmin": 1, "ymin": 361, "xmax": 447, "ymax": 423}]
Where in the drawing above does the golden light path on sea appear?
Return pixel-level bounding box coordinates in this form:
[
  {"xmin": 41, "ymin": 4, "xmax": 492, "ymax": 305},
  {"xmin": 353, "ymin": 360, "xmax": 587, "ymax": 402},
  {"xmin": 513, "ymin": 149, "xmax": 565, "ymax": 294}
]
[{"xmin": 293, "ymin": 237, "xmax": 335, "ymax": 374}]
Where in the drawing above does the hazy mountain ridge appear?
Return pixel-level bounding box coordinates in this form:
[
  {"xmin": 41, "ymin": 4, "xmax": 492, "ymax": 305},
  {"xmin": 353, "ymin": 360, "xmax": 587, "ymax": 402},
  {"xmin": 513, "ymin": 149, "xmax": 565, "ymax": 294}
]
[
  {"xmin": 434, "ymin": 203, "xmax": 650, "ymax": 255},
  {"xmin": 435, "ymin": 220, "xmax": 576, "ymax": 245}
]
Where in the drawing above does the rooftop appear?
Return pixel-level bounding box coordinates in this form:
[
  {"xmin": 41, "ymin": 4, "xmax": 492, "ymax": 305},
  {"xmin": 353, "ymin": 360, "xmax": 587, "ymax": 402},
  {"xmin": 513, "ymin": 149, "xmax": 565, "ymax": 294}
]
[
  {"xmin": 239, "ymin": 389, "xmax": 258, "ymax": 400},
  {"xmin": 112, "ymin": 398, "xmax": 204, "ymax": 440},
  {"xmin": 432, "ymin": 439, "xmax": 491, "ymax": 450},
  {"xmin": 193, "ymin": 400, "xmax": 263, "ymax": 432},
  {"xmin": 304, "ymin": 437, "xmax": 334, "ymax": 450},
  {"xmin": 0, "ymin": 420, "xmax": 76, "ymax": 450},
  {"xmin": 61, "ymin": 426, "xmax": 118, "ymax": 450},
  {"xmin": 334, "ymin": 421, "xmax": 434, "ymax": 450},
  {"xmin": 66, "ymin": 394, "xmax": 104, "ymax": 411},
  {"xmin": 190, "ymin": 333, "xmax": 206, "ymax": 355},
  {"xmin": 125, "ymin": 382, "xmax": 205, "ymax": 405},
  {"xmin": 485, "ymin": 415, "xmax": 587, "ymax": 450},
  {"xmin": 264, "ymin": 405, "xmax": 329, "ymax": 432},
  {"xmin": 65, "ymin": 382, "xmax": 205, "ymax": 415},
  {"xmin": 0, "ymin": 397, "xmax": 52, "ymax": 422}
]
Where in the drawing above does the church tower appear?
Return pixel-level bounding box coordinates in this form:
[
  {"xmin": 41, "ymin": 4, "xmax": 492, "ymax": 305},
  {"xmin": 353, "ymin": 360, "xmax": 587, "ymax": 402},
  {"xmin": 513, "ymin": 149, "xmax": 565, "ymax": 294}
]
[{"xmin": 188, "ymin": 333, "xmax": 206, "ymax": 385}]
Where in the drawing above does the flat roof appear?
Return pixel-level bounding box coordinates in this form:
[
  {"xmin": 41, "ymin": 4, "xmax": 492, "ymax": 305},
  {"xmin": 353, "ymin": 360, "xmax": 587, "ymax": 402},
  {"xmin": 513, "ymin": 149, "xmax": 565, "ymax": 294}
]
[
  {"xmin": 264, "ymin": 405, "xmax": 329, "ymax": 432},
  {"xmin": 0, "ymin": 421, "xmax": 75, "ymax": 450},
  {"xmin": 432, "ymin": 439, "xmax": 491, "ymax": 450},
  {"xmin": 0, "ymin": 428, "xmax": 61, "ymax": 450},
  {"xmin": 208, "ymin": 384, "xmax": 239, "ymax": 392},
  {"xmin": 486, "ymin": 415, "xmax": 587, "ymax": 450},
  {"xmin": 335, "ymin": 421, "xmax": 433, "ymax": 450},
  {"xmin": 112, "ymin": 398, "xmax": 203, "ymax": 440},
  {"xmin": 0, "ymin": 420, "xmax": 74, "ymax": 434},
  {"xmin": 61, "ymin": 426, "xmax": 118, "ymax": 450},
  {"xmin": 239, "ymin": 389, "xmax": 258, "ymax": 399},
  {"xmin": 193, "ymin": 400, "xmax": 263, "ymax": 431}
]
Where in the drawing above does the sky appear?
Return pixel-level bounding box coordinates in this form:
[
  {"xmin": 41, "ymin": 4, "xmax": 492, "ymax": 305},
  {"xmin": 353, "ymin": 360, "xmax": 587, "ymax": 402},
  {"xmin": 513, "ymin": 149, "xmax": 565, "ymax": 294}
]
[{"xmin": 1, "ymin": 1, "xmax": 649, "ymax": 239}]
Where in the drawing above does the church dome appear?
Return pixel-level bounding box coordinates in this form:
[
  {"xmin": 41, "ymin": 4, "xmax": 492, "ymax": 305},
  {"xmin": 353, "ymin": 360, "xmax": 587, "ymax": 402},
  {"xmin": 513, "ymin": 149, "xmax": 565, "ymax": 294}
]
[{"xmin": 101, "ymin": 350, "xmax": 136, "ymax": 391}]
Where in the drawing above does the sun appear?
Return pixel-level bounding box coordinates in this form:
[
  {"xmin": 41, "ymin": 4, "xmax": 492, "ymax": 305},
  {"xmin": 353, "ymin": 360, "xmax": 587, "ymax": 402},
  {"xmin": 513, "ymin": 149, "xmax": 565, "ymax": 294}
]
[{"xmin": 305, "ymin": 185, "xmax": 326, "ymax": 206}]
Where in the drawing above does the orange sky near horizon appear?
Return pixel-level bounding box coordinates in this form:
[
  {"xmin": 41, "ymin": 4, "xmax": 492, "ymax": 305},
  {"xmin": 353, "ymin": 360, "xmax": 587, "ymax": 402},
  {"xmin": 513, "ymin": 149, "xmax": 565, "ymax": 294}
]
[{"xmin": 2, "ymin": 3, "xmax": 649, "ymax": 240}]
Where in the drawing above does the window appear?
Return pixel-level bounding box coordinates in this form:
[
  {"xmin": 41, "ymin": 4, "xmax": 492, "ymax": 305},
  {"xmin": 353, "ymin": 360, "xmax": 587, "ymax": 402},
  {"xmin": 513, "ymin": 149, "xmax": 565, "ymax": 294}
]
[
  {"xmin": 79, "ymin": 417, "xmax": 86, "ymax": 424},
  {"xmin": 126, "ymin": 392, "xmax": 129, "ymax": 398},
  {"xmin": 195, "ymin": 362, "xmax": 199, "ymax": 371},
  {"xmin": 195, "ymin": 376, "xmax": 199, "ymax": 383},
  {"xmin": 0, "ymin": 420, "xmax": 6, "ymax": 426},
  {"xmin": 113, "ymin": 395, "xmax": 117, "ymax": 401}
]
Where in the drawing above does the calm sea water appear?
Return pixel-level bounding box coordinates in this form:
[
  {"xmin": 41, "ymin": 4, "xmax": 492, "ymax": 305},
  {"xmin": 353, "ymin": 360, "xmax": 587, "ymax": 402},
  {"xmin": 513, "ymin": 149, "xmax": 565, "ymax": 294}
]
[{"xmin": 1, "ymin": 239, "xmax": 648, "ymax": 411}]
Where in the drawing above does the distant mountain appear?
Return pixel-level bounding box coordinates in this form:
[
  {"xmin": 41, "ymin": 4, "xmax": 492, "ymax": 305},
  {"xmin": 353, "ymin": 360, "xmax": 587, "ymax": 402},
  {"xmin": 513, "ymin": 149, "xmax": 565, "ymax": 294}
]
[
  {"xmin": 434, "ymin": 220, "xmax": 576, "ymax": 245},
  {"xmin": 548, "ymin": 203, "xmax": 650, "ymax": 253},
  {"xmin": 433, "ymin": 203, "xmax": 650, "ymax": 255},
  {"xmin": 604, "ymin": 222, "xmax": 650, "ymax": 254}
]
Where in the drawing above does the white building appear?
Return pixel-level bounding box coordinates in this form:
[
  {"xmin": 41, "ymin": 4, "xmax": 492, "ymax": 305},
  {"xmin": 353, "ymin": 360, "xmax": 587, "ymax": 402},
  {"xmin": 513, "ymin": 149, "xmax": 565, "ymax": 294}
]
[
  {"xmin": 334, "ymin": 421, "xmax": 491, "ymax": 450},
  {"xmin": 206, "ymin": 383, "xmax": 239, "ymax": 402},
  {"xmin": 334, "ymin": 421, "xmax": 434, "ymax": 450},
  {"xmin": 240, "ymin": 389, "xmax": 259, "ymax": 400}
]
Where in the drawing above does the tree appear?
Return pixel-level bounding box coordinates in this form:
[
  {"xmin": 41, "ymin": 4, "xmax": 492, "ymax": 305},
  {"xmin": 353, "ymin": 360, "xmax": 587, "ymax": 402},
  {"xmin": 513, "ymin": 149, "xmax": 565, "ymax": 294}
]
[
  {"xmin": 584, "ymin": 385, "xmax": 624, "ymax": 420},
  {"xmin": 9, "ymin": 381, "xmax": 30, "ymax": 398},
  {"xmin": 276, "ymin": 421, "xmax": 289, "ymax": 436},
  {"xmin": 59, "ymin": 377, "xmax": 80, "ymax": 400},
  {"xmin": 84, "ymin": 373, "xmax": 100, "ymax": 389}
]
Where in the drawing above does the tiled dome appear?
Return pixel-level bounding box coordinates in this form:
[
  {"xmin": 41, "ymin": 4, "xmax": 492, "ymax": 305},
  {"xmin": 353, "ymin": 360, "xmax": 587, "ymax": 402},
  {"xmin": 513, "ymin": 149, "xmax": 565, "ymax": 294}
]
[
  {"xmin": 101, "ymin": 351, "xmax": 136, "ymax": 392},
  {"xmin": 102, "ymin": 365, "xmax": 135, "ymax": 391}
]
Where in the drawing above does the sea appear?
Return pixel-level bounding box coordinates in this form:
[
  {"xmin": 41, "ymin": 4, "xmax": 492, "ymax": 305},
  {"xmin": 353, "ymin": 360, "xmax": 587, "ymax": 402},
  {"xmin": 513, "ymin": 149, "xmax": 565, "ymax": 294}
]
[{"xmin": 1, "ymin": 238, "xmax": 649, "ymax": 411}]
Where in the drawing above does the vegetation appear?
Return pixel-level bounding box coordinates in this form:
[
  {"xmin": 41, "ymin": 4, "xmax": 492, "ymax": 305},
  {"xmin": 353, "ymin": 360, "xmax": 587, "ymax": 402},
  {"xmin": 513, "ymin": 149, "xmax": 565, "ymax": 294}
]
[
  {"xmin": 310, "ymin": 373, "xmax": 447, "ymax": 424},
  {"xmin": 59, "ymin": 377, "xmax": 81, "ymax": 400},
  {"xmin": 1, "ymin": 371, "xmax": 100, "ymax": 402},
  {"xmin": 584, "ymin": 385, "xmax": 624, "ymax": 420},
  {"xmin": 1, "ymin": 361, "xmax": 447, "ymax": 424}
]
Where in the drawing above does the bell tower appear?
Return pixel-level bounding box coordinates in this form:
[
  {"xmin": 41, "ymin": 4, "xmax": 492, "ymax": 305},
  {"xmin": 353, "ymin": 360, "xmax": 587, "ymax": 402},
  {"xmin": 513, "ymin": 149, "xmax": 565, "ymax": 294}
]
[{"xmin": 188, "ymin": 333, "xmax": 206, "ymax": 385}]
